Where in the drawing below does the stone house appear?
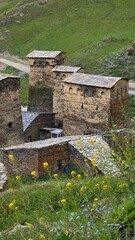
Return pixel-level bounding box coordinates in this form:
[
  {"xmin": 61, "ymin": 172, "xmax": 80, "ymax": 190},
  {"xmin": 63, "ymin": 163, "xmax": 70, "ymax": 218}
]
[
  {"xmin": 63, "ymin": 73, "xmax": 129, "ymax": 136},
  {"xmin": 0, "ymin": 73, "xmax": 24, "ymax": 147},
  {"xmin": 22, "ymin": 111, "xmax": 55, "ymax": 142},
  {"xmin": 52, "ymin": 65, "xmax": 81, "ymax": 126},
  {"xmin": 26, "ymin": 50, "xmax": 66, "ymax": 112},
  {"xmin": 1, "ymin": 135, "xmax": 120, "ymax": 177}
]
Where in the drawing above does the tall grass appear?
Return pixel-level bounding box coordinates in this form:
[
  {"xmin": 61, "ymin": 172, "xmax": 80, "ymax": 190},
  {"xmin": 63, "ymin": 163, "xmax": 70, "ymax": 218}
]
[{"xmin": 0, "ymin": 135, "xmax": 135, "ymax": 239}]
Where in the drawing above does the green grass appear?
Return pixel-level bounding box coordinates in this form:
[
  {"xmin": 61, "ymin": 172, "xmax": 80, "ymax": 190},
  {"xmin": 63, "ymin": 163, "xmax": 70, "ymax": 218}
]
[
  {"xmin": 0, "ymin": 137, "xmax": 135, "ymax": 239},
  {"xmin": 1, "ymin": 0, "xmax": 135, "ymax": 74}
]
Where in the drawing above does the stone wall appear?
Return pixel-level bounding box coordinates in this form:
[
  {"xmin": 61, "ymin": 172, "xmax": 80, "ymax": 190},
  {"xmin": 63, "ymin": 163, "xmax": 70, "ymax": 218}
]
[
  {"xmin": 0, "ymin": 135, "xmax": 120, "ymax": 177},
  {"xmin": 0, "ymin": 76, "xmax": 24, "ymax": 147},
  {"xmin": 63, "ymin": 83, "xmax": 111, "ymax": 135},
  {"xmin": 28, "ymin": 52, "xmax": 65, "ymax": 112},
  {"xmin": 110, "ymin": 79, "xmax": 129, "ymax": 128},
  {"xmin": 1, "ymin": 136, "xmax": 74, "ymax": 176},
  {"xmin": 53, "ymin": 72, "xmax": 73, "ymax": 125}
]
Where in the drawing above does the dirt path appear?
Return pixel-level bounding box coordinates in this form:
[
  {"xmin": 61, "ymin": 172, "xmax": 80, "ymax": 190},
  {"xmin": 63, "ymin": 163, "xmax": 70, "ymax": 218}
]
[{"xmin": 0, "ymin": 57, "xmax": 30, "ymax": 73}]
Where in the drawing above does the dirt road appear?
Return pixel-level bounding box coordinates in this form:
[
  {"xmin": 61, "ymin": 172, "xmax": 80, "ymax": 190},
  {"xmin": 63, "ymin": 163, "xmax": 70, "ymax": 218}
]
[{"xmin": 0, "ymin": 56, "xmax": 30, "ymax": 73}]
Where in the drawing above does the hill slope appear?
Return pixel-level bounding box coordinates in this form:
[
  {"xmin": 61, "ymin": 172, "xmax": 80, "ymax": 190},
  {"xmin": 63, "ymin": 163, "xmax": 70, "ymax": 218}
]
[{"xmin": 0, "ymin": 0, "xmax": 135, "ymax": 76}]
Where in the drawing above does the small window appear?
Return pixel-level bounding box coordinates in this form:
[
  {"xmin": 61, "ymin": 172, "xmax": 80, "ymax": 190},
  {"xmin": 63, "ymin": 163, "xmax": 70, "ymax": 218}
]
[
  {"xmin": 92, "ymin": 90, "xmax": 97, "ymax": 97},
  {"xmin": 101, "ymin": 91, "xmax": 105, "ymax": 98},
  {"xmin": 81, "ymin": 104, "xmax": 84, "ymax": 109},
  {"xmin": 8, "ymin": 122, "xmax": 13, "ymax": 128},
  {"xmin": 13, "ymin": 83, "xmax": 17, "ymax": 87},
  {"xmin": 77, "ymin": 88, "xmax": 80, "ymax": 95},
  {"xmin": 39, "ymin": 61, "xmax": 43, "ymax": 66},
  {"xmin": 46, "ymin": 61, "xmax": 49, "ymax": 66},
  {"xmin": 84, "ymin": 89, "xmax": 88, "ymax": 97},
  {"xmin": 69, "ymin": 87, "xmax": 73, "ymax": 94}
]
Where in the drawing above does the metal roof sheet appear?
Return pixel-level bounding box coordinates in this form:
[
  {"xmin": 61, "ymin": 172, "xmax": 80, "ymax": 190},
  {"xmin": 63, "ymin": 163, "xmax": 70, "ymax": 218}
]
[
  {"xmin": 63, "ymin": 73, "xmax": 122, "ymax": 88},
  {"xmin": 26, "ymin": 50, "xmax": 62, "ymax": 59},
  {"xmin": 50, "ymin": 129, "xmax": 63, "ymax": 135},
  {"xmin": 0, "ymin": 73, "xmax": 19, "ymax": 81},
  {"xmin": 52, "ymin": 65, "xmax": 81, "ymax": 73}
]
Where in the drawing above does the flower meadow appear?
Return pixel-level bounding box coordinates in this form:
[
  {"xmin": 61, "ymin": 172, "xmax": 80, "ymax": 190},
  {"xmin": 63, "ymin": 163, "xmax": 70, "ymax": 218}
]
[{"xmin": 0, "ymin": 137, "xmax": 135, "ymax": 240}]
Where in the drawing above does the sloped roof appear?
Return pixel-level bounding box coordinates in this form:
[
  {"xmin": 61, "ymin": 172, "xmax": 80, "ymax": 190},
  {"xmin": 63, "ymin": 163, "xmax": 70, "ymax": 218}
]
[
  {"xmin": 0, "ymin": 73, "xmax": 19, "ymax": 81},
  {"xmin": 26, "ymin": 50, "xmax": 62, "ymax": 59},
  {"xmin": 63, "ymin": 73, "xmax": 122, "ymax": 88},
  {"xmin": 52, "ymin": 65, "xmax": 81, "ymax": 73},
  {"xmin": 22, "ymin": 111, "xmax": 39, "ymax": 131}
]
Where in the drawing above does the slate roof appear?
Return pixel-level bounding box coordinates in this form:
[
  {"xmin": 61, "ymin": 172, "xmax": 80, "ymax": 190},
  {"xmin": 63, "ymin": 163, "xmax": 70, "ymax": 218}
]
[
  {"xmin": 52, "ymin": 65, "xmax": 81, "ymax": 73},
  {"xmin": 63, "ymin": 73, "xmax": 122, "ymax": 88},
  {"xmin": 26, "ymin": 50, "xmax": 62, "ymax": 59},
  {"xmin": 0, "ymin": 73, "xmax": 19, "ymax": 81},
  {"xmin": 22, "ymin": 111, "xmax": 39, "ymax": 131}
]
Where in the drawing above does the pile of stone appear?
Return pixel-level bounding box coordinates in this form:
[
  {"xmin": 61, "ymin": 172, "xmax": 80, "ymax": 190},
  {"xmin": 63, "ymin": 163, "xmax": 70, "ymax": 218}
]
[{"xmin": 0, "ymin": 162, "xmax": 7, "ymax": 191}]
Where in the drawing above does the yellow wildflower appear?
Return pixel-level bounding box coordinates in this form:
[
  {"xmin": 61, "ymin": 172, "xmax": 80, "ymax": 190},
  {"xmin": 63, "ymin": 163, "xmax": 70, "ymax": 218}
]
[
  {"xmin": 66, "ymin": 182, "xmax": 72, "ymax": 188},
  {"xmin": 8, "ymin": 154, "xmax": 13, "ymax": 160},
  {"xmin": 84, "ymin": 172, "xmax": 89, "ymax": 177},
  {"xmin": 104, "ymin": 176, "xmax": 110, "ymax": 181},
  {"xmin": 95, "ymin": 183, "xmax": 100, "ymax": 188},
  {"xmin": 84, "ymin": 158, "xmax": 88, "ymax": 162},
  {"xmin": 89, "ymin": 138, "xmax": 95, "ymax": 144},
  {"xmin": 53, "ymin": 173, "xmax": 58, "ymax": 178},
  {"xmin": 60, "ymin": 198, "xmax": 66, "ymax": 205},
  {"xmin": 71, "ymin": 170, "xmax": 76, "ymax": 177},
  {"xmin": 112, "ymin": 136, "xmax": 116, "ymax": 141},
  {"xmin": 76, "ymin": 139, "xmax": 82, "ymax": 145},
  {"xmin": 91, "ymin": 158, "xmax": 96, "ymax": 167},
  {"xmin": 39, "ymin": 217, "xmax": 45, "ymax": 223},
  {"xmin": 39, "ymin": 234, "xmax": 45, "ymax": 240},
  {"xmin": 94, "ymin": 197, "xmax": 99, "ymax": 202},
  {"xmin": 8, "ymin": 199, "xmax": 16, "ymax": 208},
  {"xmin": 77, "ymin": 174, "xmax": 81, "ymax": 179},
  {"xmin": 43, "ymin": 162, "xmax": 49, "ymax": 168},
  {"xmin": 103, "ymin": 185, "xmax": 109, "ymax": 190},
  {"xmin": 31, "ymin": 171, "xmax": 37, "ymax": 176},
  {"xmin": 91, "ymin": 208, "xmax": 95, "ymax": 212},
  {"xmin": 15, "ymin": 175, "xmax": 21, "ymax": 181},
  {"xmin": 80, "ymin": 186, "xmax": 86, "ymax": 192},
  {"xmin": 26, "ymin": 223, "xmax": 33, "ymax": 229}
]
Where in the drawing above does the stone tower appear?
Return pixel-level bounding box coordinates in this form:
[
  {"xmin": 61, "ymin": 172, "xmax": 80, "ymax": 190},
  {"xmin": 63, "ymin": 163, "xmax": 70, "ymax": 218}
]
[
  {"xmin": 27, "ymin": 50, "xmax": 66, "ymax": 112},
  {"xmin": 52, "ymin": 65, "xmax": 81, "ymax": 126},
  {"xmin": 63, "ymin": 73, "xmax": 129, "ymax": 136},
  {"xmin": 0, "ymin": 73, "xmax": 24, "ymax": 147}
]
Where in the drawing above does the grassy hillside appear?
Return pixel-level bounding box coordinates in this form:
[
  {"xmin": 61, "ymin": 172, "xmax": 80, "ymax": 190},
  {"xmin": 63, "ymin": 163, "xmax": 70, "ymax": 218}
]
[{"xmin": 1, "ymin": 0, "xmax": 135, "ymax": 76}]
